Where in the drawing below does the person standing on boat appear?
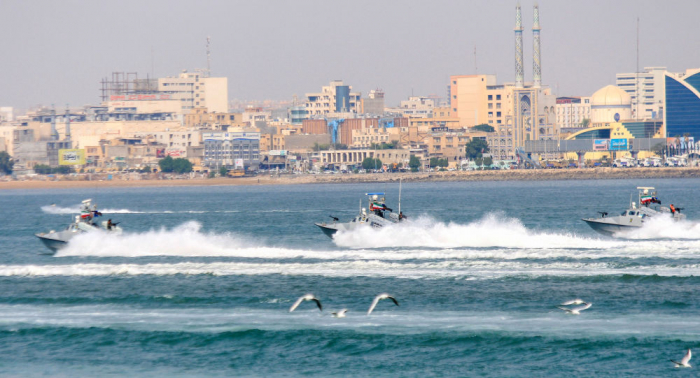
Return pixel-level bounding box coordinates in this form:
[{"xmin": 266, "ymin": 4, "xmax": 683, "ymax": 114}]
[{"xmin": 670, "ymin": 204, "xmax": 676, "ymax": 214}]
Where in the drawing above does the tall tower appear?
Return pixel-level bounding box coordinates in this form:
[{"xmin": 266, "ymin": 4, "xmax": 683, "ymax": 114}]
[
  {"xmin": 64, "ymin": 105, "xmax": 71, "ymax": 140},
  {"xmin": 533, "ymin": 4, "xmax": 542, "ymax": 88},
  {"xmin": 514, "ymin": 4, "xmax": 524, "ymax": 88},
  {"xmin": 50, "ymin": 105, "xmax": 59, "ymax": 141}
]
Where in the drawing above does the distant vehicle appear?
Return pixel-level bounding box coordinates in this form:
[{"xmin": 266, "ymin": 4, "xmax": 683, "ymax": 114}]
[
  {"xmin": 643, "ymin": 158, "xmax": 661, "ymax": 167},
  {"xmin": 226, "ymin": 169, "xmax": 245, "ymax": 178}
]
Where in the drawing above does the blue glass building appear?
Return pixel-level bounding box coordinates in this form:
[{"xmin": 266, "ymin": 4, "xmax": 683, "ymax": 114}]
[{"xmin": 665, "ymin": 71, "xmax": 700, "ymax": 138}]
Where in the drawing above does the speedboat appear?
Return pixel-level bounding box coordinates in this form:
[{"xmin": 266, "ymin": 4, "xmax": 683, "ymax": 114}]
[
  {"xmin": 35, "ymin": 199, "xmax": 122, "ymax": 252},
  {"xmin": 315, "ymin": 192, "xmax": 408, "ymax": 238},
  {"xmin": 582, "ymin": 187, "xmax": 685, "ymax": 236}
]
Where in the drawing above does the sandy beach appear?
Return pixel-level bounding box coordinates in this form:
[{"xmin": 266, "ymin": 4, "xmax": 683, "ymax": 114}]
[{"xmin": 2, "ymin": 167, "xmax": 700, "ymax": 190}]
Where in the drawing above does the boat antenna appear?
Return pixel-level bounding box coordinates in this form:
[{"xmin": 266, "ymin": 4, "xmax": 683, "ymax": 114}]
[{"xmin": 398, "ymin": 178, "xmax": 402, "ymax": 215}]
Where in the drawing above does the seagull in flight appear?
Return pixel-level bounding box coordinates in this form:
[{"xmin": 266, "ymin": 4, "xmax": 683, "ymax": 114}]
[
  {"xmin": 367, "ymin": 293, "xmax": 399, "ymax": 315},
  {"xmin": 289, "ymin": 294, "xmax": 322, "ymax": 312},
  {"xmin": 671, "ymin": 349, "xmax": 692, "ymax": 368},
  {"xmin": 331, "ymin": 309, "xmax": 348, "ymax": 318},
  {"xmin": 560, "ymin": 299, "xmax": 586, "ymax": 306},
  {"xmin": 557, "ymin": 302, "xmax": 592, "ymax": 315}
]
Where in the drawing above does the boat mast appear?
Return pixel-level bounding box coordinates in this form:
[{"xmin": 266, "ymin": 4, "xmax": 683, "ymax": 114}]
[{"xmin": 398, "ymin": 178, "xmax": 402, "ymax": 215}]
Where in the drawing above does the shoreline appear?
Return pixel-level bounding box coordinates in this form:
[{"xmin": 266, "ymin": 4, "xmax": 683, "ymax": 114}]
[{"xmin": 2, "ymin": 167, "xmax": 700, "ymax": 190}]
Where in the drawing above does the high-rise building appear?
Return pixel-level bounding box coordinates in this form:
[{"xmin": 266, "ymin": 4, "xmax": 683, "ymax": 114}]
[
  {"xmin": 158, "ymin": 71, "xmax": 228, "ymax": 113},
  {"xmin": 664, "ymin": 68, "xmax": 700, "ymax": 138},
  {"xmin": 305, "ymin": 80, "xmax": 361, "ymax": 117},
  {"xmin": 616, "ymin": 67, "xmax": 667, "ymax": 119}
]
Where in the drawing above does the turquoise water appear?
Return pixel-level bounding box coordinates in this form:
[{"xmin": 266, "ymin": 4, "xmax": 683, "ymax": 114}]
[{"xmin": 0, "ymin": 179, "xmax": 699, "ymax": 376}]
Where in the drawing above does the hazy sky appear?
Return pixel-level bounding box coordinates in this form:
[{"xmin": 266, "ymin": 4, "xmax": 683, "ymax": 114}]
[{"xmin": 1, "ymin": 0, "xmax": 699, "ymax": 110}]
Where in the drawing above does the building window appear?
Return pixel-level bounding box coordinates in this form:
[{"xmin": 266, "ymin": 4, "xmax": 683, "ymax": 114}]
[
  {"xmin": 488, "ymin": 95, "xmax": 493, "ymax": 100},
  {"xmin": 496, "ymin": 95, "xmax": 501, "ymax": 100}
]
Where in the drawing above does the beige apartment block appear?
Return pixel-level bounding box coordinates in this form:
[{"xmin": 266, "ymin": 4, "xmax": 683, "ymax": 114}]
[
  {"xmin": 555, "ymin": 97, "xmax": 592, "ymax": 129},
  {"xmin": 386, "ymin": 96, "xmax": 436, "ymax": 118},
  {"xmin": 408, "ymin": 107, "xmax": 461, "ymax": 129},
  {"xmin": 242, "ymin": 108, "xmax": 272, "ymax": 127},
  {"xmin": 450, "ymin": 75, "xmax": 497, "ymax": 127},
  {"xmin": 184, "ymin": 107, "xmax": 244, "ymax": 129},
  {"xmin": 426, "ymin": 131, "xmax": 485, "ymax": 162},
  {"xmin": 106, "ymin": 98, "xmax": 183, "ymax": 115},
  {"xmin": 0, "ymin": 125, "xmax": 18, "ymax": 155},
  {"xmin": 158, "ymin": 71, "xmax": 228, "ymax": 113},
  {"xmin": 150, "ymin": 130, "xmax": 201, "ymax": 157},
  {"xmin": 351, "ymin": 127, "xmax": 401, "ymax": 148}
]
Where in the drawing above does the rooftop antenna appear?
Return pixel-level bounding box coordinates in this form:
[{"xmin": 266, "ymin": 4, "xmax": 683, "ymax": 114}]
[
  {"xmin": 206, "ymin": 36, "xmax": 211, "ymax": 77},
  {"xmin": 635, "ymin": 17, "xmax": 639, "ymax": 121},
  {"xmin": 151, "ymin": 46, "xmax": 155, "ymax": 80}
]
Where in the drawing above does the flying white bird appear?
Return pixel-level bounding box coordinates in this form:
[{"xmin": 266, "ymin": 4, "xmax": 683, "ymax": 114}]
[
  {"xmin": 560, "ymin": 299, "xmax": 586, "ymax": 306},
  {"xmin": 557, "ymin": 302, "xmax": 592, "ymax": 315},
  {"xmin": 367, "ymin": 293, "xmax": 399, "ymax": 315},
  {"xmin": 289, "ymin": 294, "xmax": 322, "ymax": 312},
  {"xmin": 331, "ymin": 309, "xmax": 348, "ymax": 318},
  {"xmin": 671, "ymin": 349, "xmax": 692, "ymax": 368}
]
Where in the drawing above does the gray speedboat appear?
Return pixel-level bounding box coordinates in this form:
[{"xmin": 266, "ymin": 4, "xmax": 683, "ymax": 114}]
[
  {"xmin": 315, "ymin": 192, "xmax": 408, "ymax": 238},
  {"xmin": 36, "ymin": 199, "xmax": 123, "ymax": 252},
  {"xmin": 582, "ymin": 187, "xmax": 685, "ymax": 236}
]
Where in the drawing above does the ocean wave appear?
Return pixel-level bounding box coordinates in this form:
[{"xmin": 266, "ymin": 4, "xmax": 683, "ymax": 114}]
[{"xmin": 0, "ymin": 304, "xmax": 698, "ymax": 340}]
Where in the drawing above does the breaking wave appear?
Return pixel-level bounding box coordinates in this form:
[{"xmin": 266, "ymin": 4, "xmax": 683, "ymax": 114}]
[{"xmin": 3, "ymin": 260, "xmax": 700, "ymax": 279}]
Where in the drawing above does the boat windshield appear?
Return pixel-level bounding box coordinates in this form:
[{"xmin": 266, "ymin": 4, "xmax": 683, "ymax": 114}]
[{"xmin": 620, "ymin": 211, "xmax": 627, "ymax": 216}]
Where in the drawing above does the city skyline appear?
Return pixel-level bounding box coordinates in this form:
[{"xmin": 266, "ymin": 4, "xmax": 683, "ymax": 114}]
[{"xmin": 1, "ymin": 0, "xmax": 699, "ymax": 110}]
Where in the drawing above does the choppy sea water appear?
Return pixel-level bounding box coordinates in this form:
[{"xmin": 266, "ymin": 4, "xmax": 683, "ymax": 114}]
[{"xmin": 1, "ymin": 179, "xmax": 699, "ymax": 377}]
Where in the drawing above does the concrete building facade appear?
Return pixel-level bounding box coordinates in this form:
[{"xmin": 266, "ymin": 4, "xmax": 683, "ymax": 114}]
[
  {"xmin": 158, "ymin": 71, "xmax": 228, "ymax": 113},
  {"xmin": 555, "ymin": 97, "xmax": 591, "ymax": 131},
  {"xmin": 361, "ymin": 90, "xmax": 385, "ymax": 116},
  {"xmin": 320, "ymin": 149, "xmax": 409, "ymax": 168},
  {"xmin": 202, "ymin": 131, "xmax": 260, "ymax": 169}
]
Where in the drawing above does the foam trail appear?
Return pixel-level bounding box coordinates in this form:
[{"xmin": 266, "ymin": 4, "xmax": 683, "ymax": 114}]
[
  {"xmin": 333, "ymin": 213, "xmax": 619, "ymax": 249},
  {"xmin": 53, "ymin": 218, "xmax": 700, "ymax": 259},
  {"xmin": 57, "ymin": 221, "xmax": 261, "ymax": 257},
  {"xmin": 616, "ymin": 216, "xmax": 700, "ymax": 240}
]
